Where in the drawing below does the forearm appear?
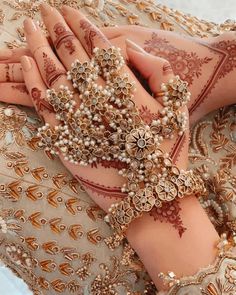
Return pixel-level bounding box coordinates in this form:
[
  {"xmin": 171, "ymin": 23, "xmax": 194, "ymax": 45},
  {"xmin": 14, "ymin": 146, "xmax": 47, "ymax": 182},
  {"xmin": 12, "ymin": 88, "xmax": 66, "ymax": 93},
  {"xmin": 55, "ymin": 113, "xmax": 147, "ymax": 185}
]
[{"xmin": 125, "ymin": 195, "xmax": 219, "ymax": 291}]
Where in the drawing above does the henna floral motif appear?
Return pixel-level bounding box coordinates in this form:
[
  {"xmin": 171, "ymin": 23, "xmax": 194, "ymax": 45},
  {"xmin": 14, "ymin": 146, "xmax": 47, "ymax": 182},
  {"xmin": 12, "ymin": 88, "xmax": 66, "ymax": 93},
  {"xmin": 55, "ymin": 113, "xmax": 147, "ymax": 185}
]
[
  {"xmin": 53, "ymin": 23, "xmax": 76, "ymax": 55},
  {"xmin": 189, "ymin": 39, "xmax": 236, "ymax": 115},
  {"xmin": 149, "ymin": 199, "xmax": 187, "ymax": 237},
  {"xmin": 80, "ymin": 19, "xmax": 107, "ymax": 55},
  {"xmin": 76, "ymin": 175, "xmax": 126, "ymax": 200},
  {"xmin": 31, "ymin": 88, "xmax": 54, "ymax": 114},
  {"xmin": 42, "ymin": 52, "xmax": 66, "ymax": 87},
  {"xmin": 144, "ymin": 33, "xmax": 212, "ymax": 86},
  {"xmin": 139, "ymin": 105, "xmax": 159, "ymax": 125},
  {"xmin": 11, "ymin": 84, "xmax": 29, "ymax": 95}
]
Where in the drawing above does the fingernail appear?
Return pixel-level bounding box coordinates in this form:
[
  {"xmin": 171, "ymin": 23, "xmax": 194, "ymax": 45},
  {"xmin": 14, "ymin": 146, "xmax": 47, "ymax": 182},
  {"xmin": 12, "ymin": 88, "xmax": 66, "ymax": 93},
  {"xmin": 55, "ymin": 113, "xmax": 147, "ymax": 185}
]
[
  {"xmin": 61, "ymin": 5, "xmax": 74, "ymax": 16},
  {"xmin": 40, "ymin": 3, "xmax": 53, "ymax": 17},
  {"xmin": 20, "ymin": 56, "xmax": 32, "ymax": 72},
  {"xmin": 125, "ymin": 39, "xmax": 146, "ymax": 53},
  {"xmin": 0, "ymin": 48, "xmax": 13, "ymax": 60},
  {"xmin": 24, "ymin": 18, "xmax": 37, "ymax": 34}
]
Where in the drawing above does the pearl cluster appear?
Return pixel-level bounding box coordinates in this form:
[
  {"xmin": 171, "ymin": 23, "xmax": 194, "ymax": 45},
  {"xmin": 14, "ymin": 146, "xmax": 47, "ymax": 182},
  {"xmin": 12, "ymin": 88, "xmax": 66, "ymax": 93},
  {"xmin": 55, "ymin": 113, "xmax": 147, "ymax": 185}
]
[{"xmin": 36, "ymin": 46, "xmax": 206, "ymax": 251}]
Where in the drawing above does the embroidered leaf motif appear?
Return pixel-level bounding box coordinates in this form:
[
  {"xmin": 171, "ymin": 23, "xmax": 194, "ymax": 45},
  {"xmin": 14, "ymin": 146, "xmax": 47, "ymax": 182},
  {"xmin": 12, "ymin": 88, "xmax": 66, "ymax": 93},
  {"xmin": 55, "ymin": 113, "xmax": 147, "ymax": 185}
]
[
  {"xmin": 10, "ymin": 12, "xmax": 23, "ymax": 21},
  {"xmin": 210, "ymin": 133, "xmax": 229, "ymax": 152},
  {"xmin": 27, "ymin": 136, "xmax": 41, "ymax": 150},
  {"xmin": 15, "ymin": 132, "xmax": 25, "ymax": 146},
  {"xmin": 220, "ymin": 153, "xmax": 236, "ymax": 169},
  {"xmin": 4, "ymin": 152, "xmax": 25, "ymax": 160}
]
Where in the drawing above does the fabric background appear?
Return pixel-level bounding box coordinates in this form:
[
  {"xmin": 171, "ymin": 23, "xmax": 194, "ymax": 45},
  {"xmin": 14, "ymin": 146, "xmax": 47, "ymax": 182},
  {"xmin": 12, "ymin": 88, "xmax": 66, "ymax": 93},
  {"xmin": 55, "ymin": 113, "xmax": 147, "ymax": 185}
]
[{"xmin": 0, "ymin": 0, "xmax": 235, "ymax": 294}]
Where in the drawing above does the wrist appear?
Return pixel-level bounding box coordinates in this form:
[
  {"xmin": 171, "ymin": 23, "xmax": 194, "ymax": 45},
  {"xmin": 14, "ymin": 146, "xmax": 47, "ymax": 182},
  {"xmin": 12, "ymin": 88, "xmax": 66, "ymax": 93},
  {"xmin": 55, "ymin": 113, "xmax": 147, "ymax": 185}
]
[{"xmin": 125, "ymin": 195, "xmax": 219, "ymax": 291}]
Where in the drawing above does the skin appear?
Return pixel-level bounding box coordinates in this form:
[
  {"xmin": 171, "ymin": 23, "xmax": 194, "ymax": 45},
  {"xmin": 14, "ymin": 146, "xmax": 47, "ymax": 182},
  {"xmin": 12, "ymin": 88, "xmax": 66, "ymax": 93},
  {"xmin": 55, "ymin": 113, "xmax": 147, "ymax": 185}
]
[
  {"xmin": 0, "ymin": 3, "xmax": 226, "ymax": 291},
  {"xmin": 1, "ymin": 29, "xmax": 236, "ymax": 124}
]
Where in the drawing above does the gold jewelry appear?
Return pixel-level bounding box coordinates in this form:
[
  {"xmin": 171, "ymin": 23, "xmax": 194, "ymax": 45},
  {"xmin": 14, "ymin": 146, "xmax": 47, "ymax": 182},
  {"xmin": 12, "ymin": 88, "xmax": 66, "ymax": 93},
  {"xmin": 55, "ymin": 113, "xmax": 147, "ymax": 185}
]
[{"xmin": 37, "ymin": 46, "xmax": 206, "ymax": 250}]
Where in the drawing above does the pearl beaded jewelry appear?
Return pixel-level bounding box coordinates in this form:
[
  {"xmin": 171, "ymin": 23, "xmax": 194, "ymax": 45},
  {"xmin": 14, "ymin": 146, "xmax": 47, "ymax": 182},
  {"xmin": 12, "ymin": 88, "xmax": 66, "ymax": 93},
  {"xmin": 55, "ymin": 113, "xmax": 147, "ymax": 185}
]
[{"xmin": 37, "ymin": 46, "xmax": 206, "ymax": 250}]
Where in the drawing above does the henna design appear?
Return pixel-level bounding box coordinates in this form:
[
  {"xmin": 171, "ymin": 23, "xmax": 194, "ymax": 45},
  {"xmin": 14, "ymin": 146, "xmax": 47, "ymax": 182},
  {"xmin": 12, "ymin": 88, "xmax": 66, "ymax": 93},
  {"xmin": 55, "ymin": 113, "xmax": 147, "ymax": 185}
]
[
  {"xmin": 170, "ymin": 134, "xmax": 187, "ymax": 164},
  {"xmin": 42, "ymin": 52, "xmax": 66, "ymax": 87},
  {"xmin": 76, "ymin": 175, "xmax": 126, "ymax": 200},
  {"xmin": 53, "ymin": 23, "xmax": 76, "ymax": 55},
  {"xmin": 144, "ymin": 33, "xmax": 212, "ymax": 86},
  {"xmin": 139, "ymin": 105, "xmax": 159, "ymax": 125},
  {"xmin": 11, "ymin": 64, "xmax": 15, "ymax": 82},
  {"xmin": 149, "ymin": 199, "xmax": 187, "ymax": 237},
  {"xmin": 91, "ymin": 159, "xmax": 127, "ymax": 170},
  {"xmin": 5, "ymin": 64, "xmax": 10, "ymax": 82},
  {"xmin": 11, "ymin": 84, "xmax": 29, "ymax": 95},
  {"xmin": 31, "ymin": 87, "xmax": 54, "ymax": 113},
  {"xmin": 189, "ymin": 39, "xmax": 236, "ymax": 115},
  {"xmin": 163, "ymin": 62, "xmax": 173, "ymax": 75},
  {"xmin": 80, "ymin": 19, "xmax": 107, "ymax": 55},
  {"xmin": 144, "ymin": 33, "xmax": 236, "ymax": 115}
]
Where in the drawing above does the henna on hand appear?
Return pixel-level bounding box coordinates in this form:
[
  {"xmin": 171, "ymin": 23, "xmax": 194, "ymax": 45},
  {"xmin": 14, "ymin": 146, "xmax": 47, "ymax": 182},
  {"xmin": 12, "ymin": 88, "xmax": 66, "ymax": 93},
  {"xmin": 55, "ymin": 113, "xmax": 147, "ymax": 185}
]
[
  {"xmin": 53, "ymin": 23, "xmax": 76, "ymax": 55},
  {"xmin": 144, "ymin": 33, "xmax": 212, "ymax": 87},
  {"xmin": 42, "ymin": 52, "xmax": 66, "ymax": 87},
  {"xmin": 31, "ymin": 87, "xmax": 54, "ymax": 114},
  {"xmin": 76, "ymin": 175, "xmax": 126, "ymax": 200},
  {"xmin": 189, "ymin": 38, "xmax": 236, "ymax": 115},
  {"xmin": 11, "ymin": 84, "xmax": 29, "ymax": 95},
  {"xmin": 80, "ymin": 19, "xmax": 108, "ymax": 55}
]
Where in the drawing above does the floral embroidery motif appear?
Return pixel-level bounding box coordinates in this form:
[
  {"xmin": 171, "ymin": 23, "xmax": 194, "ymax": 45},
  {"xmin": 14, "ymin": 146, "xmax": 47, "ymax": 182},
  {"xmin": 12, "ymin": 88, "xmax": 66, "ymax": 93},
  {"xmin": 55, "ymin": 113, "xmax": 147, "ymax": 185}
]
[{"xmin": 0, "ymin": 106, "xmax": 39, "ymax": 146}]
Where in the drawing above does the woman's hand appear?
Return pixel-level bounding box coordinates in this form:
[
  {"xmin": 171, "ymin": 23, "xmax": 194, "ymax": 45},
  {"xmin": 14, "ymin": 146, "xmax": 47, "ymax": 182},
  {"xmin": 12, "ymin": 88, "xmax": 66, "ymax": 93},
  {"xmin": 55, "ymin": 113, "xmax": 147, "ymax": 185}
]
[
  {"xmin": 1, "ymin": 12, "xmax": 235, "ymax": 125},
  {"xmin": 17, "ymin": 4, "xmax": 220, "ymax": 292},
  {"xmin": 19, "ymin": 3, "xmax": 189, "ymax": 213}
]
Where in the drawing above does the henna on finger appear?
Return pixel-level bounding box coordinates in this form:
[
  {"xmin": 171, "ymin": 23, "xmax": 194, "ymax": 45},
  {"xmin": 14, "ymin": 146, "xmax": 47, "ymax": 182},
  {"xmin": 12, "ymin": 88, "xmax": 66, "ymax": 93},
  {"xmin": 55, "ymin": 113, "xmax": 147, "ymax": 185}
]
[
  {"xmin": 163, "ymin": 62, "xmax": 173, "ymax": 75},
  {"xmin": 31, "ymin": 87, "xmax": 54, "ymax": 114},
  {"xmin": 11, "ymin": 84, "xmax": 29, "ymax": 95},
  {"xmin": 53, "ymin": 23, "xmax": 76, "ymax": 55},
  {"xmin": 42, "ymin": 52, "xmax": 66, "ymax": 87},
  {"xmin": 5, "ymin": 64, "xmax": 10, "ymax": 82},
  {"xmin": 80, "ymin": 19, "xmax": 108, "ymax": 55},
  {"xmin": 0, "ymin": 63, "xmax": 23, "ymax": 83}
]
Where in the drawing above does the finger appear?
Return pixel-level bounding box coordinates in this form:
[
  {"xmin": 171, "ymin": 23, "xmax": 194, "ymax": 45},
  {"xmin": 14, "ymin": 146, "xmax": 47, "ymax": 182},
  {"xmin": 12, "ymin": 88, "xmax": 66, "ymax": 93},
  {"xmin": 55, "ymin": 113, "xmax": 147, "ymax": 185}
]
[
  {"xmin": 125, "ymin": 39, "xmax": 174, "ymax": 105},
  {"xmin": 21, "ymin": 56, "xmax": 56, "ymax": 125},
  {"xmin": 100, "ymin": 26, "xmax": 123, "ymax": 39},
  {"xmin": 0, "ymin": 82, "xmax": 32, "ymax": 106},
  {"xmin": 0, "ymin": 63, "xmax": 24, "ymax": 82},
  {"xmin": 0, "ymin": 48, "xmax": 31, "ymax": 63},
  {"xmin": 23, "ymin": 18, "xmax": 73, "ymax": 94},
  {"xmin": 62, "ymin": 5, "xmax": 160, "ymax": 111},
  {"xmin": 39, "ymin": 3, "xmax": 90, "ymax": 70}
]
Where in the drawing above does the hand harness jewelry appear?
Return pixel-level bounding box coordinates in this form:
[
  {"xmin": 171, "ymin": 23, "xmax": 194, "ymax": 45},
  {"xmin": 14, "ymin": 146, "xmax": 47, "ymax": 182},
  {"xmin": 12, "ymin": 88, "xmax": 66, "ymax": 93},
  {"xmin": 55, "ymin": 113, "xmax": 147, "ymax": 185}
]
[{"xmin": 37, "ymin": 46, "xmax": 206, "ymax": 250}]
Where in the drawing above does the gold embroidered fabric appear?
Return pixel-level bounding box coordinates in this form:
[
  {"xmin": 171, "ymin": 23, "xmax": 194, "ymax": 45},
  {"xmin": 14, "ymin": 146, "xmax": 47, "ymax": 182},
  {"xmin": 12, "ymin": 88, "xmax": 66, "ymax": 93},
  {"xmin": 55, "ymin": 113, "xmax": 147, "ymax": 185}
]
[
  {"xmin": 0, "ymin": 1, "xmax": 235, "ymax": 294},
  {"xmin": 159, "ymin": 245, "xmax": 236, "ymax": 295}
]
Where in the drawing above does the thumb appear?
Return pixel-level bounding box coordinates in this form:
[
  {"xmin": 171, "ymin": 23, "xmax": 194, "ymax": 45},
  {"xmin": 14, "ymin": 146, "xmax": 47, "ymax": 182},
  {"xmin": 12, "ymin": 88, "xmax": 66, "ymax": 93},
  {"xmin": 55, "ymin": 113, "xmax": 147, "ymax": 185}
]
[{"xmin": 125, "ymin": 39, "xmax": 174, "ymax": 103}]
